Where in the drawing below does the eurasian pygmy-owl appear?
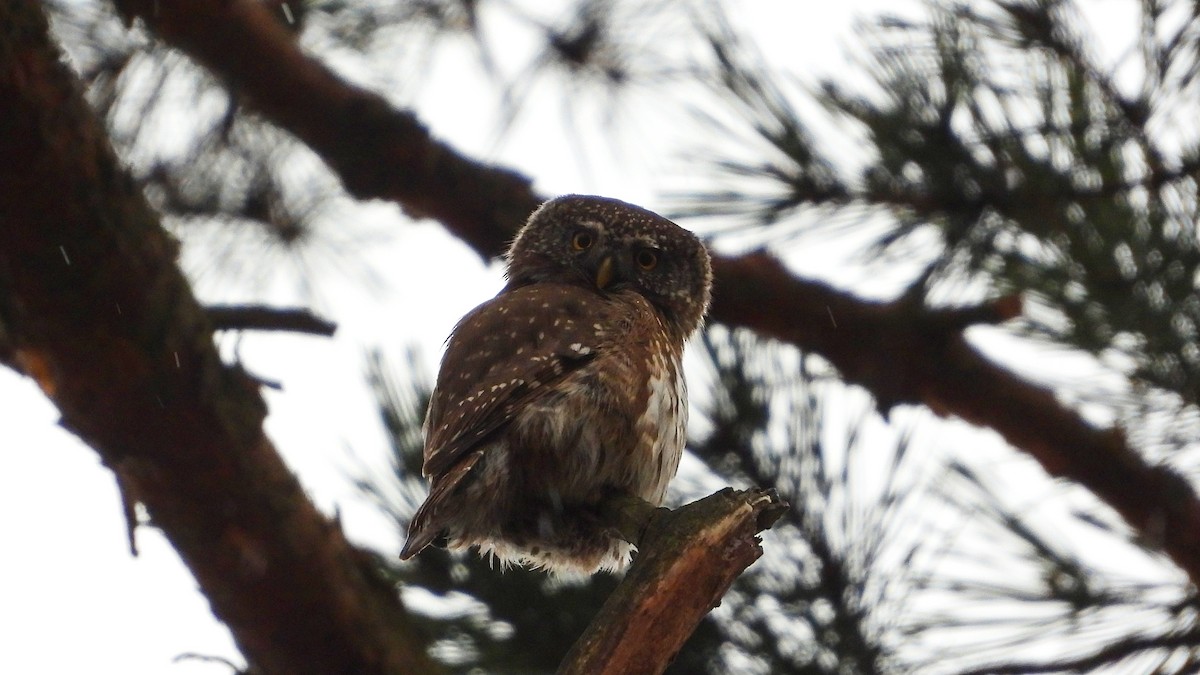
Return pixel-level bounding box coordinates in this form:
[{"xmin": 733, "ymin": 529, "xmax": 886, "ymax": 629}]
[{"xmin": 399, "ymin": 194, "xmax": 712, "ymax": 573}]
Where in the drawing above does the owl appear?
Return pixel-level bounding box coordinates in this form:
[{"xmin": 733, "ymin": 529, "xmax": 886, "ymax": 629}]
[{"xmin": 399, "ymin": 194, "xmax": 712, "ymax": 573}]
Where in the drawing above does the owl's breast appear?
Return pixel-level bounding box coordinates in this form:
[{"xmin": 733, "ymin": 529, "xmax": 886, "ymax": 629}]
[
  {"xmin": 504, "ymin": 291, "xmax": 687, "ymax": 505},
  {"xmin": 633, "ymin": 346, "xmax": 686, "ymax": 504}
]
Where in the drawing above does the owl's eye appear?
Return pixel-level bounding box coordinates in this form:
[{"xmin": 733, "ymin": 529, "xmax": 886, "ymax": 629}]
[
  {"xmin": 571, "ymin": 231, "xmax": 594, "ymax": 251},
  {"xmin": 636, "ymin": 249, "xmax": 659, "ymax": 270}
]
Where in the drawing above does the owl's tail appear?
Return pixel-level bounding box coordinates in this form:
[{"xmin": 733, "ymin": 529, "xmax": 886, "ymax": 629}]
[{"xmin": 399, "ymin": 449, "xmax": 484, "ymax": 560}]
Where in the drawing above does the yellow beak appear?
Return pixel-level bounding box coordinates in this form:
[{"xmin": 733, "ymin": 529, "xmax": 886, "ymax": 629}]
[{"xmin": 595, "ymin": 256, "xmax": 615, "ymax": 290}]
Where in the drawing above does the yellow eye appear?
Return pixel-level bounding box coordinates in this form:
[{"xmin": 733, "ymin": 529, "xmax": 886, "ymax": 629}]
[
  {"xmin": 636, "ymin": 249, "xmax": 659, "ymax": 270},
  {"xmin": 571, "ymin": 231, "xmax": 594, "ymax": 251}
]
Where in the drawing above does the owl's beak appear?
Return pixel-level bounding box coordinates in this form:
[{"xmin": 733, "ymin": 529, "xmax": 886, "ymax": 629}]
[{"xmin": 594, "ymin": 256, "xmax": 615, "ymax": 290}]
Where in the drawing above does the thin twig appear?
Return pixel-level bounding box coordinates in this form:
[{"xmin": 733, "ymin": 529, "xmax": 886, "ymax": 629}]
[{"xmin": 206, "ymin": 305, "xmax": 337, "ymax": 336}]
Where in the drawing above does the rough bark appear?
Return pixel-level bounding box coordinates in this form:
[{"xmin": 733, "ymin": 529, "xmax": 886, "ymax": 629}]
[
  {"xmin": 560, "ymin": 489, "xmax": 788, "ymax": 675},
  {"xmin": 109, "ymin": 0, "xmax": 1200, "ymax": 588},
  {"xmin": 0, "ymin": 3, "xmax": 438, "ymax": 674}
]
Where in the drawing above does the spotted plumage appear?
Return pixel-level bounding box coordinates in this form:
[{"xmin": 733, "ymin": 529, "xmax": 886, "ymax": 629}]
[{"xmin": 400, "ymin": 194, "xmax": 712, "ymax": 573}]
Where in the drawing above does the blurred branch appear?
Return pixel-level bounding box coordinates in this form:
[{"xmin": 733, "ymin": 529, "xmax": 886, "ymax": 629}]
[
  {"xmin": 112, "ymin": 0, "xmax": 535, "ymax": 260},
  {"xmin": 0, "ymin": 3, "xmax": 438, "ymax": 674},
  {"xmin": 560, "ymin": 488, "xmax": 788, "ymax": 675},
  {"xmin": 713, "ymin": 253, "xmax": 1200, "ymax": 576},
  {"xmin": 109, "ymin": 0, "xmax": 1200, "ymax": 588},
  {"xmin": 206, "ymin": 304, "xmax": 337, "ymax": 336}
]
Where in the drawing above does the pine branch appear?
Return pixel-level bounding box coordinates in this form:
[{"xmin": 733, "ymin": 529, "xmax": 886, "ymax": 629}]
[
  {"xmin": 111, "ymin": 0, "xmax": 533, "ymax": 260},
  {"xmin": 0, "ymin": 3, "xmax": 438, "ymax": 674},
  {"xmin": 103, "ymin": 0, "xmax": 1200, "ymax": 591},
  {"xmin": 560, "ymin": 488, "xmax": 788, "ymax": 675}
]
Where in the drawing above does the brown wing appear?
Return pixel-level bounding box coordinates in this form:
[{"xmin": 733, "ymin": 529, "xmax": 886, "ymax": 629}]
[
  {"xmin": 400, "ymin": 283, "xmax": 606, "ymax": 557},
  {"xmin": 423, "ymin": 282, "xmax": 607, "ymax": 477}
]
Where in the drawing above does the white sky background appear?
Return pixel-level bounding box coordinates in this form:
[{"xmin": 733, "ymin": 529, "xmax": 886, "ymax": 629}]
[{"xmin": 0, "ymin": 1, "xmax": 1166, "ymax": 673}]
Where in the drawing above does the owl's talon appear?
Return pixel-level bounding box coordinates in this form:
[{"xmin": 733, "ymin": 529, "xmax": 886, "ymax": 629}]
[{"xmin": 601, "ymin": 493, "xmax": 665, "ymax": 546}]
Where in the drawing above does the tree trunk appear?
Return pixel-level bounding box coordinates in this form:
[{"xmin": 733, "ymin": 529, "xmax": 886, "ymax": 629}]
[{"xmin": 0, "ymin": 3, "xmax": 439, "ymax": 673}]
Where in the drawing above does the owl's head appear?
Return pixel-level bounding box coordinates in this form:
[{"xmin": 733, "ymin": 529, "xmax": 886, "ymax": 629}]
[{"xmin": 506, "ymin": 195, "xmax": 713, "ymax": 337}]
